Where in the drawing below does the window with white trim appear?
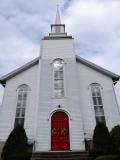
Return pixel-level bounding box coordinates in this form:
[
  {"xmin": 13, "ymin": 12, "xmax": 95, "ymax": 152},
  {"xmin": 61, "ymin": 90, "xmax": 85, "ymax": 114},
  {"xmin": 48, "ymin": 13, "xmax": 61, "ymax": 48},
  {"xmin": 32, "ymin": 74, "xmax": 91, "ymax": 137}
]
[
  {"xmin": 53, "ymin": 59, "xmax": 65, "ymax": 98},
  {"xmin": 91, "ymin": 84, "xmax": 106, "ymax": 125},
  {"xmin": 14, "ymin": 84, "xmax": 29, "ymax": 127}
]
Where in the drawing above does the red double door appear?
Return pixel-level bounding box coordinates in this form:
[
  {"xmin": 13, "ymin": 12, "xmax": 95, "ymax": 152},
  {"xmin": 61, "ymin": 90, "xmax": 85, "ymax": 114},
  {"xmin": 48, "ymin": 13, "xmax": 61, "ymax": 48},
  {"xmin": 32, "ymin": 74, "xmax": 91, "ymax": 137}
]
[{"xmin": 51, "ymin": 112, "xmax": 70, "ymax": 151}]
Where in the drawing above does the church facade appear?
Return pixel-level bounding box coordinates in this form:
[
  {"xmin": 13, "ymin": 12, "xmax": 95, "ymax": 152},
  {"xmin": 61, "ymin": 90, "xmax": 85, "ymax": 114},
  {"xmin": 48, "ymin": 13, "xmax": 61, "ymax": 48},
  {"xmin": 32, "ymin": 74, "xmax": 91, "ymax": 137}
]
[{"xmin": 0, "ymin": 9, "xmax": 120, "ymax": 152}]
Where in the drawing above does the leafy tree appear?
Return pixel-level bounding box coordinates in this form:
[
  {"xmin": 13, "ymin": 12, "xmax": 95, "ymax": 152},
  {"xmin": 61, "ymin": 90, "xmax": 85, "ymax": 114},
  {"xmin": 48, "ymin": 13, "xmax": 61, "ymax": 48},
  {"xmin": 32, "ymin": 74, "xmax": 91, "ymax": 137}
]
[
  {"xmin": 110, "ymin": 125, "xmax": 120, "ymax": 154},
  {"xmin": 93, "ymin": 122, "xmax": 113, "ymax": 156},
  {"xmin": 1, "ymin": 125, "xmax": 30, "ymax": 160}
]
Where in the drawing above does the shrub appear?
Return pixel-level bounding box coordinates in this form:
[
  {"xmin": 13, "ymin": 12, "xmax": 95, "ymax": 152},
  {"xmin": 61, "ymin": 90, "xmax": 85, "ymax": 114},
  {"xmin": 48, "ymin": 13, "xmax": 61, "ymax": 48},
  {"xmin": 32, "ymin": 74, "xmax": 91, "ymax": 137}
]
[
  {"xmin": 110, "ymin": 125, "xmax": 120, "ymax": 154},
  {"xmin": 2, "ymin": 152, "xmax": 30, "ymax": 160},
  {"xmin": 93, "ymin": 123, "xmax": 113, "ymax": 156},
  {"xmin": 1, "ymin": 125, "xmax": 30, "ymax": 160}
]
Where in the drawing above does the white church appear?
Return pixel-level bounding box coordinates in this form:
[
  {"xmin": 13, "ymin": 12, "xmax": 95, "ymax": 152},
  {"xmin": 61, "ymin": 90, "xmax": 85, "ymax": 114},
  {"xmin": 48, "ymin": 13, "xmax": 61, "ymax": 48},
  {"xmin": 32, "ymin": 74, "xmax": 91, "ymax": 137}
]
[{"xmin": 0, "ymin": 8, "xmax": 120, "ymax": 154}]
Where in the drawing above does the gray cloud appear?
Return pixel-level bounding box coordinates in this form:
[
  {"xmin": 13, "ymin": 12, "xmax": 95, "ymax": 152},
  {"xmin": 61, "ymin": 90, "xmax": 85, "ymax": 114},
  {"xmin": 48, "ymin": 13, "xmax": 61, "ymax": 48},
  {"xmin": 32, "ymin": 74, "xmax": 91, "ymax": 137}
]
[
  {"xmin": 63, "ymin": 0, "xmax": 120, "ymax": 104},
  {"xmin": 0, "ymin": 0, "xmax": 66, "ymax": 104},
  {"xmin": 0, "ymin": 0, "xmax": 120, "ymax": 106}
]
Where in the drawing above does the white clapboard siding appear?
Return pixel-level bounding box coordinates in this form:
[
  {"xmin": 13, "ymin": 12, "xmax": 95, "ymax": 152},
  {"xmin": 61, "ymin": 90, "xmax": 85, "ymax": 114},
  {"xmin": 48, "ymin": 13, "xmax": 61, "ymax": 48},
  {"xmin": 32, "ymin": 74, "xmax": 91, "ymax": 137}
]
[
  {"xmin": 77, "ymin": 62, "xmax": 120, "ymax": 139},
  {"xmin": 0, "ymin": 64, "xmax": 39, "ymax": 141}
]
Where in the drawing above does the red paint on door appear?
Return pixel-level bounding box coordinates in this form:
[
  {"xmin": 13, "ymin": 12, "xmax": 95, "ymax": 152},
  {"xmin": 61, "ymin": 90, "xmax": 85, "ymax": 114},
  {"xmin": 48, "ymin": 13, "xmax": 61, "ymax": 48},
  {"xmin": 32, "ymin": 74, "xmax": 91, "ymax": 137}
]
[{"xmin": 51, "ymin": 112, "xmax": 70, "ymax": 151}]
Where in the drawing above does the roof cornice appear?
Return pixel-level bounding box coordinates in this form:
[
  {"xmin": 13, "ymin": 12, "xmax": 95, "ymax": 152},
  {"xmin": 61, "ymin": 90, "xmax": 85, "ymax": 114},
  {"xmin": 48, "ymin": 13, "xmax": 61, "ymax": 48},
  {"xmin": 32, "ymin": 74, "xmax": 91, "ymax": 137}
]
[
  {"xmin": 0, "ymin": 57, "xmax": 40, "ymax": 86},
  {"xmin": 43, "ymin": 35, "xmax": 73, "ymax": 40},
  {"xmin": 76, "ymin": 55, "xmax": 120, "ymax": 84},
  {"xmin": 0, "ymin": 55, "xmax": 119, "ymax": 87}
]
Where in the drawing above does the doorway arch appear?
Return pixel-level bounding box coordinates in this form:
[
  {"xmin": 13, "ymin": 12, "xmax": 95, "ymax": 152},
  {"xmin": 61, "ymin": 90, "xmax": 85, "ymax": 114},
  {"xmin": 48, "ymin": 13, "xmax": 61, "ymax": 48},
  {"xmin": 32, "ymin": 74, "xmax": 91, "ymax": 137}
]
[{"xmin": 51, "ymin": 111, "xmax": 70, "ymax": 150}]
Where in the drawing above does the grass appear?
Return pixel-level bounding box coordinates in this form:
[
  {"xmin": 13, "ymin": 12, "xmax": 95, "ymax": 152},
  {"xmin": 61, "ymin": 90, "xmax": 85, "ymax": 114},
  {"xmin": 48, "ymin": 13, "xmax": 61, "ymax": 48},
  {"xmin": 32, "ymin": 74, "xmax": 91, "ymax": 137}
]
[{"xmin": 95, "ymin": 155, "xmax": 120, "ymax": 160}]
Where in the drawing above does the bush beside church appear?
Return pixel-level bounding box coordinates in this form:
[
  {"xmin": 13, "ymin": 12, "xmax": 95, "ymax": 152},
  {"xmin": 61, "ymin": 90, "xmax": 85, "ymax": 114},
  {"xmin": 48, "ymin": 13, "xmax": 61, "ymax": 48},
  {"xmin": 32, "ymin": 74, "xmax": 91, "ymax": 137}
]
[
  {"xmin": 0, "ymin": 123, "xmax": 120, "ymax": 160},
  {"xmin": 91, "ymin": 123, "xmax": 120, "ymax": 160},
  {"xmin": 1, "ymin": 125, "xmax": 31, "ymax": 160}
]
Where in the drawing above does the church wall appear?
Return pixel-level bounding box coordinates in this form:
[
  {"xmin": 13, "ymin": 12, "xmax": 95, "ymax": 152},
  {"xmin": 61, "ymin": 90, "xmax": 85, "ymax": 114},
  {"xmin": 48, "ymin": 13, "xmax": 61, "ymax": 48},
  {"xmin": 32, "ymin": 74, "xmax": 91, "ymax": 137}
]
[
  {"xmin": 76, "ymin": 61, "xmax": 120, "ymax": 139},
  {"xmin": 35, "ymin": 58, "xmax": 85, "ymax": 151},
  {"xmin": 34, "ymin": 38, "xmax": 86, "ymax": 151},
  {"xmin": 34, "ymin": 35, "xmax": 87, "ymax": 152},
  {"xmin": 41, "ymin": 39, "xmax": 75, "ymax": 59},
  {"xmin": 0, "ymin": 8, "xmax": 120, "ymax": 153},
  {"xmin": 0, "ymin": 64, "xmax": 39, "ymax": 142}
]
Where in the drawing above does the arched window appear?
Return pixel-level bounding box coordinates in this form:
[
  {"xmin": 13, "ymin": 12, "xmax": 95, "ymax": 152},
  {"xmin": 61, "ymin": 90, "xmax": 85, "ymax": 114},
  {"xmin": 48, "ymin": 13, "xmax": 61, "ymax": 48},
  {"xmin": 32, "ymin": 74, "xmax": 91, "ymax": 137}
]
[
  {"xmin": 14, "ymin": 84, "xmax": 29, "ymax": 127},
  {"xmin": 53, "ymin": 59, "xmax": 65, "ymax": 98},
  {"xmin": 91, "ymin": 83, "xmax": 106, "ymax": 125}
]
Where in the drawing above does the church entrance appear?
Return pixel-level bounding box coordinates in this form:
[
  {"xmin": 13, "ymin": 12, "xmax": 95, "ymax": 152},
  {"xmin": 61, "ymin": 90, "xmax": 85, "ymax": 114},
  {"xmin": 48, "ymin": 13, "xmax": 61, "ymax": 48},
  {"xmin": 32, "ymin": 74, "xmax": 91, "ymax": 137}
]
[{"xmin": 51, "ymin": 111, "xmax": 70, "ymax": 151}]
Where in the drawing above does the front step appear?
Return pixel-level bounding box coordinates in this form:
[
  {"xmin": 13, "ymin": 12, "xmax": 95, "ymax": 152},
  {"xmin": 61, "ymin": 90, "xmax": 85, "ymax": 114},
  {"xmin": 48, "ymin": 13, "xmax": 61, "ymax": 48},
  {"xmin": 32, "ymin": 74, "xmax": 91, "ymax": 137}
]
[{"xmin": 31, "ymin": 151, "xmax": 92, "ymax": 160}]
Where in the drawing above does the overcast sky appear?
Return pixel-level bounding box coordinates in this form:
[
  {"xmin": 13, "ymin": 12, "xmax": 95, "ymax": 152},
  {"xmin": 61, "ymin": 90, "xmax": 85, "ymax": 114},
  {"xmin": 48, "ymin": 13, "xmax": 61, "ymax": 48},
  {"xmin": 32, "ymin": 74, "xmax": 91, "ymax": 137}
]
[{"xmin": 0, "ymin": 0, "xmax": 120, "ymax": 106}]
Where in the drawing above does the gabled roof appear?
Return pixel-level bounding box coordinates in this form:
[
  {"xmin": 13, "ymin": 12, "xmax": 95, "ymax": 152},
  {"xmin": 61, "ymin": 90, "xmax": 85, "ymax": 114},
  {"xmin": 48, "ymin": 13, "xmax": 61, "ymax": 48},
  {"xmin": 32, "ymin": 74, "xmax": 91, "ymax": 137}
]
[
  {"xmin": 0, "ymin": 55, "xmax": 119, "ymax": 87},
  {"xmin": 0, "ymin": 57, "xmax": 40, "ymax": 87},
  {"xmin": 76, "ymin": 55, "xmax": 120, "ymax": 83}
]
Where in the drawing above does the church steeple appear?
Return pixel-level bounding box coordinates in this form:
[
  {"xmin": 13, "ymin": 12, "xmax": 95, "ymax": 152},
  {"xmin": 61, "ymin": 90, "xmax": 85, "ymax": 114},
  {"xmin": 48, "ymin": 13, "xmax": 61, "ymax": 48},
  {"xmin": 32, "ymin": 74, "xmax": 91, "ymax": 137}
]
[
  {"xmin": 48, "ymin": 7, "xmax": 68, "ymax": 37},
  {"xmin": 55, "ymin": 6, "xmax": 61, "ymax": 24},
  {"xmin": 43, "ymin": 7, "xmax": 72, "ymax": 39}
]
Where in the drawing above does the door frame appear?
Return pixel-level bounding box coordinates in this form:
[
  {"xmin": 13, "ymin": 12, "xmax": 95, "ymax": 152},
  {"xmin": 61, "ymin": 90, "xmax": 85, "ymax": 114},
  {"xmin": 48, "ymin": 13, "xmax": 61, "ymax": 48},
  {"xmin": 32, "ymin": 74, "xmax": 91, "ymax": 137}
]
[{"xmin": 49, "ymin": 110, "xmax": 71, "ymax": 151}]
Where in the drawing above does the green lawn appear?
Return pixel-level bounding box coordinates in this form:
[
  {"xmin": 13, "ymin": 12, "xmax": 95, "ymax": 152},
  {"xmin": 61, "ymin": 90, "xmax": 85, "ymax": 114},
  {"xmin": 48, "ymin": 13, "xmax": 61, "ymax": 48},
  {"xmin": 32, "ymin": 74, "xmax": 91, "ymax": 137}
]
[{"xmin": 95, "ymin": 155, "xmax": 120, "ymax": 160}]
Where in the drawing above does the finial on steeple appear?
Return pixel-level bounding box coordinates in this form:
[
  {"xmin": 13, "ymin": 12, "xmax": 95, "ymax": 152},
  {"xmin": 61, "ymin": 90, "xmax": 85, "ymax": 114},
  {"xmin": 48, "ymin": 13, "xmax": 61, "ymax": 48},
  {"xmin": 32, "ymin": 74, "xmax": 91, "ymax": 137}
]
[{"xmin": 55, "ymin": 5, "xmax": 61, "ymax": 24}]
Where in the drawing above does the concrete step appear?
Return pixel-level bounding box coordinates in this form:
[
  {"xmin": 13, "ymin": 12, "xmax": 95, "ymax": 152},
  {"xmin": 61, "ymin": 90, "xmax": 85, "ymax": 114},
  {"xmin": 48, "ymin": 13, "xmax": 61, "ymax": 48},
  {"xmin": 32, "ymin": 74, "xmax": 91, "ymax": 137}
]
[{"xmin": 31, "ymin": 151, "xmax": 92, "ymax": 160}]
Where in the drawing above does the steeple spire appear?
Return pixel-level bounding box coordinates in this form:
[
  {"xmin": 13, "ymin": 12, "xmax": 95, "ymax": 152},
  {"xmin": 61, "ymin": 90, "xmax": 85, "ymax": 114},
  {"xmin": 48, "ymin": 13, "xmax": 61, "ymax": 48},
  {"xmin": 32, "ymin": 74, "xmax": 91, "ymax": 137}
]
[
  {"xmin": 46, "ymin": 6, "xmax": 72, "ymax": 38},
  {"xmin": 55, "ymin": 5, "xmax": 61, "ymax": 24}
]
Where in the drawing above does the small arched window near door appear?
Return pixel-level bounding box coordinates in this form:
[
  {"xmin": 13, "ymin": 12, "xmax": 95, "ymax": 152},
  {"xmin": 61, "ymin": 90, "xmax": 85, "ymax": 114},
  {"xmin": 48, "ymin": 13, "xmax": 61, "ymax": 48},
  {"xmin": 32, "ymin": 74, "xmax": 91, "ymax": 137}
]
[
  {"xmin": 91, "ymin": 83, "xmax": 106, "ymax": 125},
  {"xmin": 53, "ymin": 59, "xmax": 65, "ymax": 98},
  {"xmin": 14, "ymin": 84, "xmax": 30, "ymax": 127}
]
